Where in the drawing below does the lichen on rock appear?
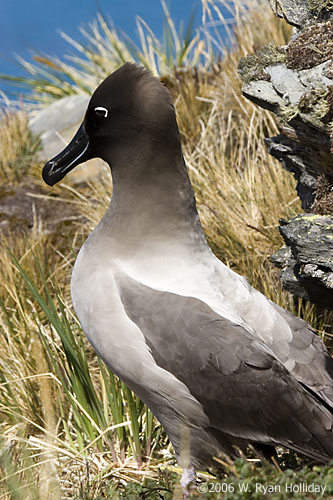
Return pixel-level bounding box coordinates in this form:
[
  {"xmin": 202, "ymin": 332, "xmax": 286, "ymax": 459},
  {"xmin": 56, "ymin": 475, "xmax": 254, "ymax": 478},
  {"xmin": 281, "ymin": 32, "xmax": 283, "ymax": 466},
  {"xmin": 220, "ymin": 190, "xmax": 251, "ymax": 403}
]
[
  {"xmin": 269, "ymin": 0, "xmax": 333, "ymax": 26},
  {"xmin": 238, "ymin": 44, "xmax": 286, "ymax": 83},
  {"xmin": 307, "ymin": 0, "xmax": 333, "ymax": 15}
]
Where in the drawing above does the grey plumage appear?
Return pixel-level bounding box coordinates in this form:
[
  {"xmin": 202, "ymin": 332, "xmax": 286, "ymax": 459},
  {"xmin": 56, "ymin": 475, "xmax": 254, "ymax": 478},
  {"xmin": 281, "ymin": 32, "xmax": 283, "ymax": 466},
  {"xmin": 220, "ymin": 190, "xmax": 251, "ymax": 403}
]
[
  {"xmin": 269, "ymin": 301, "xmax": 333, "ymax": 407},
  {"xmin": 42, "ymin": 62, "xmax": 333, "ymax": 474},
  {"xmin": 117, "ymin": 274, "xmax": 333, "ymax": 466}
]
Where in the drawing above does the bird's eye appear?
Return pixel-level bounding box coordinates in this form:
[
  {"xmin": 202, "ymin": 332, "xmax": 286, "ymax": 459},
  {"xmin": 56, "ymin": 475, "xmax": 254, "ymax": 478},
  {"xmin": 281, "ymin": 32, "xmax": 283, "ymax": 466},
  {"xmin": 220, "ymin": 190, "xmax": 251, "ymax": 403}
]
[{"xmin": 94, "ymin": 106, "xmax": 108, "ymax": 118}]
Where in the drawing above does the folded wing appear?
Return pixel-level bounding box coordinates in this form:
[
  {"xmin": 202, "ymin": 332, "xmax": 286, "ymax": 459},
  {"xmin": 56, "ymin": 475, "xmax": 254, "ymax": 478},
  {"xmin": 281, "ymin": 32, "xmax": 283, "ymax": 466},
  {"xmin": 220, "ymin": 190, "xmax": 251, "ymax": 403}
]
[{"xmin": 117, "ymin": 273, "xmax": 333, "ymax": 462}]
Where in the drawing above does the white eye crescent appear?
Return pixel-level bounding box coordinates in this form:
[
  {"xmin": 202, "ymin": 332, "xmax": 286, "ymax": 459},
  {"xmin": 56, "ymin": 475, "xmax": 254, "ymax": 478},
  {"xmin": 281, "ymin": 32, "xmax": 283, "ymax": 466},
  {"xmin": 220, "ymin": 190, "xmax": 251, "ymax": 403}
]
[{"xmin": 94, "ymin": 106, "xmax": 108, "ymax": 118}]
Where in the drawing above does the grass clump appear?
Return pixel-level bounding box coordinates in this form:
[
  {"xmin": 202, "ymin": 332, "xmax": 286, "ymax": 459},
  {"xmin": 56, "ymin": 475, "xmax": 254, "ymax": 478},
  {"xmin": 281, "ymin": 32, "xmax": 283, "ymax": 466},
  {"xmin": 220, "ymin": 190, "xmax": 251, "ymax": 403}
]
[
  {"xmin": 0, "ymin": 0, "xmax": 332, "ymax": 499},
  {"xmin": 0, "ymin": 238, "xmax": 169, "ymax": 499},
  {"xmin": 0, "ymin": 109, "xmax": 40, "ymax": 182}
]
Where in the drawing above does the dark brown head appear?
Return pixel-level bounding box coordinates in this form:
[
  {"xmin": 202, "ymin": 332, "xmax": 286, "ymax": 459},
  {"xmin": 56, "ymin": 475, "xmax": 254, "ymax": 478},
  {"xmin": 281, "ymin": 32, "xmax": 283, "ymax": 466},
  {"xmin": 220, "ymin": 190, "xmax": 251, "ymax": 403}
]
[{"xmin": 42, "ymin": 63, "xmax": 181, "ymax": 186}]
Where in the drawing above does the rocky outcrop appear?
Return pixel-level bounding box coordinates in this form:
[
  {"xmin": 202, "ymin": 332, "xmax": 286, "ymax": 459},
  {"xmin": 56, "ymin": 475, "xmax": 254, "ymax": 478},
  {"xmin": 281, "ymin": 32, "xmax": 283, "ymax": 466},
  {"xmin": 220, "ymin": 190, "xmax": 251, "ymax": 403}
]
[
  {"xmin": 272, "ymin": 214, "xmax": 333, "ymax": 308},
  {"xmin": 239, "ymin": 1, "xmax": 333, "ymax": 309},
  {"xmin": 268, "ymin": 0, "xmax": 333, "ymax": 28}
]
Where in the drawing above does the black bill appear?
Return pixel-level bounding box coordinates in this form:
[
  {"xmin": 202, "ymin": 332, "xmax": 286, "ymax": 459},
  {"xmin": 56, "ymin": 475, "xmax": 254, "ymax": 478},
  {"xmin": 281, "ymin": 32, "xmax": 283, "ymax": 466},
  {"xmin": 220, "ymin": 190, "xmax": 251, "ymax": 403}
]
[{"xmin": 42, "ymin": 122, "xmax": 91, "ymax": 186}]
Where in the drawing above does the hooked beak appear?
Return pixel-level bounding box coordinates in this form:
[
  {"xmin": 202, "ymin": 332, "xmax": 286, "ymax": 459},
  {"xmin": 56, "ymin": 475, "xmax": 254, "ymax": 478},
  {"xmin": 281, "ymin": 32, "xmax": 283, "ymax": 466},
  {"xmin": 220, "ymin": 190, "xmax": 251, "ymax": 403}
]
[{"xmin": 42, "ymin": 122, "xmax": 91, "ymax": 186}]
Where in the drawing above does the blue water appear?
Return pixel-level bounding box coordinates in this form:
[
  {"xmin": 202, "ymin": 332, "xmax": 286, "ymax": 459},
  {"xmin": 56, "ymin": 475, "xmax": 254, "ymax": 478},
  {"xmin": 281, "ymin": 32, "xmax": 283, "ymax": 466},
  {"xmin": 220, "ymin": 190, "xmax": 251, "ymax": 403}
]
[{"xmin": 0, "ymin": 0, "xmax": 209, "ymax": 98}]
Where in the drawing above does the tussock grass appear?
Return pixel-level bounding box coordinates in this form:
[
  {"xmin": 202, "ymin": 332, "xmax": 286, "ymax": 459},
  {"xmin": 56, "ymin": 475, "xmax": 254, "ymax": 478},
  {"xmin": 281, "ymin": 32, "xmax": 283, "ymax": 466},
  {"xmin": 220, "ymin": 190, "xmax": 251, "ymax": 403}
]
[
  {"xmin": 0, "ymin": 0, "xmax": 332, "ymax": 499},
  {"xmin": 0, "ymin": 109, "xmax": 40, "ymax": 182},
  {"xmin": 0, "ymin": 238, "xmax": 169, "ymax": 498}
]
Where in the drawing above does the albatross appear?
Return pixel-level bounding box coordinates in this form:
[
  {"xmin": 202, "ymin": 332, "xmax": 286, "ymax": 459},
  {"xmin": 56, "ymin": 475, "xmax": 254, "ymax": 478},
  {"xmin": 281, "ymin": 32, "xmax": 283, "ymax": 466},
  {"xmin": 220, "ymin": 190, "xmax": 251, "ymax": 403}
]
[{"xmin": 42, "ymin": 63, "xmax": 333, "ymax": 492}]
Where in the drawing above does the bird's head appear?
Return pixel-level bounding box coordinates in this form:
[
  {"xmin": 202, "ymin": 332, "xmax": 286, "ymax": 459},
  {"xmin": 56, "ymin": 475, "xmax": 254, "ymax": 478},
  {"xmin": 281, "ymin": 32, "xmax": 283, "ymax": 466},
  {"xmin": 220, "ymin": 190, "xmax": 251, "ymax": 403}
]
[{"xmin": 42, "ymin": 63, "xmax": 179, "ymax": 186}]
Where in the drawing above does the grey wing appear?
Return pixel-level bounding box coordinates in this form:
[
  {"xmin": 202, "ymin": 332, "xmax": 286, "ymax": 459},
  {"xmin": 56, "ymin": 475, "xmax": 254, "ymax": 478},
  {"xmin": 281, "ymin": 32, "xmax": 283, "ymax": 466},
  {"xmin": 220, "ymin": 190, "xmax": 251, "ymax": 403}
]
[
  {"xmin": 117, "ymin": 273, "xmax": 333, "ymax": 462},
  {"xmin": 270, "ymin": 301, "xmax": 333, "ymax": 407}
]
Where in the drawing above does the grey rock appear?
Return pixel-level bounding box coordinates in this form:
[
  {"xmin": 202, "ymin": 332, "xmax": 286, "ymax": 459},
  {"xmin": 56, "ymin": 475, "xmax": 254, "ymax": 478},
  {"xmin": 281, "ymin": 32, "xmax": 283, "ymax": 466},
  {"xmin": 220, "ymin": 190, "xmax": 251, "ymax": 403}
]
[
  {"xmin": 272, "ymin": 214, "xmax": 333, "ymax": 309},
  {"xmin": 29, "ymin": 94, "xmax": 89, "ymax": 137},
  {"xmin": 242, "ymin": 60, "xmax": 333, "ymax": 138},
  {"xmin": 266, "ymin": 64, "xmax": 305, "ymax": 95},
  {"xmin": 286, "ymin": 91, "xmax": 305, "ymax": 105},
  {"xmin": 298, "ymin": 60, "xmax": 333, "ymax": 88},
  {"xmin": 29, "ymin": 94, "xmax": 89, "ymax": 161},
  {"xmin": 268, "ymin": 0, "xmax": 332, "ymax": 28},
  {"xmin": 242, "ymin": 81, "xmax": 284, "ymax": 110},
  {"xmin": 265, "ymin": 135, "xmax": 318, "ymax": 209},
  {"xmin": 270, "ymin": 245, "xmax": 293, "ymax": 268},
  {"xmin": 267, "ymin": 0, "xmax": 307, "ymax": 27},
  {"xmin": 302, "ymin": 264, "xmax": 333, "ymax": 289},
  {"xmin": 280, "ymin": 214, "xmax": 333, "ymax": 269}
]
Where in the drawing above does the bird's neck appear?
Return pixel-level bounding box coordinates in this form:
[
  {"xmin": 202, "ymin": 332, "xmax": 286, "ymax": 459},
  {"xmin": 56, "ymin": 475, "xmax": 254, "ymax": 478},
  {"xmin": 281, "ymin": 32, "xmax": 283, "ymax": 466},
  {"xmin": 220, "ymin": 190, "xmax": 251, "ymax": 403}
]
[{"xmin": 94, "ymin": 148, "xmax": 207, "ymax": 252}]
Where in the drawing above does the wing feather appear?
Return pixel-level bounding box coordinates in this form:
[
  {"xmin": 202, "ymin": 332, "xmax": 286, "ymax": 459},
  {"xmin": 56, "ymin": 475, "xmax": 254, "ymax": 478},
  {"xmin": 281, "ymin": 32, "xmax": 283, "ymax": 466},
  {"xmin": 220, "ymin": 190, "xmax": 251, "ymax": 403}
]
[{"xmin": 117, "ymin": 272, "xmax": 333, "ymax": 461}]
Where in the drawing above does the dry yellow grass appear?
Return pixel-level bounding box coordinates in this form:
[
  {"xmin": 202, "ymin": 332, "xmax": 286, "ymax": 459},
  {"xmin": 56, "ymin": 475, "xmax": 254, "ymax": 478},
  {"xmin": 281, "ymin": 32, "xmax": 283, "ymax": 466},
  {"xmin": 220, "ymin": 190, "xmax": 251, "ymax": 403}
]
[
  {"xmin": 0, "ymin": 1, "xmax": 332, "ymax": 498},
  {"xmin": 0, "ymin": 109, "xmax": 40, "ymax": 182}
]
